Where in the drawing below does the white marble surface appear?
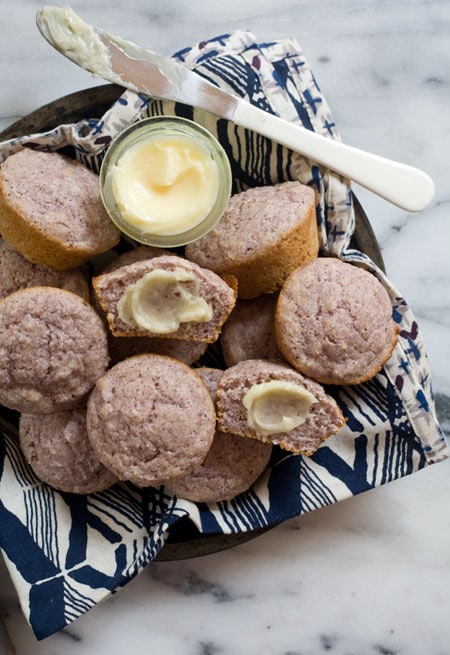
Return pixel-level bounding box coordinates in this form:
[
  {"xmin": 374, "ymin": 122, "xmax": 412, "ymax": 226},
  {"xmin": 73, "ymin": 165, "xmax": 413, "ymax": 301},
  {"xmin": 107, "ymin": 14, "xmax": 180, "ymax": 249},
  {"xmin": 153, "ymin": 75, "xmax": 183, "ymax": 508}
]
[{"xmin": 1, "ymin": 0, "xmax": 449, "ymax": 653}]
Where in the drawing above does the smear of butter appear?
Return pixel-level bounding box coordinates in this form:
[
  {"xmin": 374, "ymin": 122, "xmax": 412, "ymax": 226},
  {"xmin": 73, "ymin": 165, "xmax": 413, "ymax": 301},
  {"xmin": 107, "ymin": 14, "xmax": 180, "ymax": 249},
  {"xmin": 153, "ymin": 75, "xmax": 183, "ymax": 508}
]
[
  {"xmin": 110, "ymin": 134, "xmax": 220, "ymax": 236},
  {"xmin": 117, "ymin": 268, "xmax": 213, "ymax": 333},
  {"xmin": 242, "ymin": 380, "xmax": 317, "ymax": 436},
  {"xmin": 37, "ymin": 6, "xmax": 113, "ymax": 78}
]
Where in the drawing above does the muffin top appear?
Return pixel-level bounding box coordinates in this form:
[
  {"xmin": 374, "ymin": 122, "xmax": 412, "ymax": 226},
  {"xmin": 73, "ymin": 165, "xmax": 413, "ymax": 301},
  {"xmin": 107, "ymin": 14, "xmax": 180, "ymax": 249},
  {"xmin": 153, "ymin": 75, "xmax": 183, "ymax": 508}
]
[
  {"xmin": 0, "ymin": 286, "xmax": 109, "ymax": 414},
  {"xmin": 275, "ymin": 257, "xmax": 398, "ymax": 385},
  {"xmin": 185, "ymin": 181, "xmax": 315, "ymax": 269},
  {"xmin": 220, "ymin": 294, "xmax": 282, "ymax": 367},
  {"xmin": 19, "ymin": 404, "xmax": 117, "ymax": 494},
  {"xmin": 86, "ymin": 354, "xmax": 216, "ymax": 487},
  {"xmin": 167, "ymin": 430, "xmax": 272, "ymax": 503},
  {"xmin": 0, "ymin": 148, "xmax": 120, "ymax": 250},
  {"xmin": 0, "ymin": 237, "xmax": 90, "ymax": 301}
]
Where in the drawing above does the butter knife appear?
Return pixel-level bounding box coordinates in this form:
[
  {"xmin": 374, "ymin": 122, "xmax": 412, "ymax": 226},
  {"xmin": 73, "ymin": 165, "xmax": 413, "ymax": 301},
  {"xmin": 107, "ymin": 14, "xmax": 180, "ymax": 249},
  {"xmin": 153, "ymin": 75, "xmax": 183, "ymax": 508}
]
[{"xmin": 36, "ymin": 6, "xmax": 434, "ymax": 212}]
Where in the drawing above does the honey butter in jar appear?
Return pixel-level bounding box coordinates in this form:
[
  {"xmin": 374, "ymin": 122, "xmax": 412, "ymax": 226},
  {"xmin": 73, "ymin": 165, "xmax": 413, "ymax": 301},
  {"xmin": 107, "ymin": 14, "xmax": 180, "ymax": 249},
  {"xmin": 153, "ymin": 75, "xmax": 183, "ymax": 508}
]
[{"xmin": 100, "ymin": 116, "xmax": 232, "ymax": 247}]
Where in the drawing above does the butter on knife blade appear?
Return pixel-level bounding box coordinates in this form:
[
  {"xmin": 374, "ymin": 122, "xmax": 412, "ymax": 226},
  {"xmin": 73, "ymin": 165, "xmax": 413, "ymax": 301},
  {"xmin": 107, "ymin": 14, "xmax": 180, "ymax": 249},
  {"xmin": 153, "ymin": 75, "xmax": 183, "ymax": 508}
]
[{"xmin": 36, "ymin": 5, "xmax": 434, "ymax": 212}]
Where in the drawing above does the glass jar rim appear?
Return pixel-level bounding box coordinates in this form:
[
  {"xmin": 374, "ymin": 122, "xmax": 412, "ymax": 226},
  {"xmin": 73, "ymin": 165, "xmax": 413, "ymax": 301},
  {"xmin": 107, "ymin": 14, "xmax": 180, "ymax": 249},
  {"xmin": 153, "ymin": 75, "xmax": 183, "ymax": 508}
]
[{"xmin": 99, "ymin": 115, "xmax": 232, "ymax": 248}]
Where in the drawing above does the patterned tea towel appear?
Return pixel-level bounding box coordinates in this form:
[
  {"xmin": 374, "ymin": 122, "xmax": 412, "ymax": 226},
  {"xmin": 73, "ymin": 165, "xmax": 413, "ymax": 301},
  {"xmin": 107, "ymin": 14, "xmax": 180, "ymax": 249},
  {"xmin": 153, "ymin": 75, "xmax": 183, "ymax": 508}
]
[{"xmin": 0, "ymin": 31, "xmax": 448, "ymax": 640}]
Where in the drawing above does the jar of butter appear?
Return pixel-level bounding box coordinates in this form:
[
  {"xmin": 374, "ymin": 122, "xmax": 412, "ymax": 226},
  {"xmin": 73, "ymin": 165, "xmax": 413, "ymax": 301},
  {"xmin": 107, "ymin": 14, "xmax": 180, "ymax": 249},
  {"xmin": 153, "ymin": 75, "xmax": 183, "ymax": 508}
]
[{"xmin": 99, "ymin": 116, "xmax": 232, "ymax": 248}]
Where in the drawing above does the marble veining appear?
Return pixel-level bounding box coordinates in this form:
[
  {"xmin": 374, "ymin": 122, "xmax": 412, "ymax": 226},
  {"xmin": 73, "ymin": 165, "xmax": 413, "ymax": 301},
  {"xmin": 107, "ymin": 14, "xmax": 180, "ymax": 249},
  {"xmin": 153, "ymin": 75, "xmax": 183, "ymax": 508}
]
[{"xmin": 1, "ymin": 0, "xmax": 450, "ymax": 653}]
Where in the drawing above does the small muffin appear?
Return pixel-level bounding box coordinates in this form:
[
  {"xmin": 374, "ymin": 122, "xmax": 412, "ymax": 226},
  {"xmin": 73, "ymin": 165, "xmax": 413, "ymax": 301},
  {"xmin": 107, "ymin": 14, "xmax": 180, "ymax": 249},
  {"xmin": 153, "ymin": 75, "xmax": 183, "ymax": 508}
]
[
  {"xmin": 0, "ymin": 287, "xmax": 109, "ymax": 414},
  {"xmin": 275, "ymin": 257, "xmax": 399, "ymax": 385},
  {"xmin": 185, "ymin": 181, "xmax": 318, "ymax": 298},
  {"xmin": 95, "ymin": 245, "xmax": 208, "ymax": 364},
  {"xmin": 86, "ymin": 355, "xmax": 216, "ymax": 487},
  {"xmin": 0, "ymin": 148, "xmax": 120, "ymax": 270},
  {"xmin": 216, "ymin": 359, "xmax": 345, "ymax": 455},
  {"xmin": 93, "ymin": 254, "xmax": 237, "ymax": 343},
  {"xmin": 195, "ymin": 366, "xmax": 224, "ymax": 401},
  {"xmin": 19, "ymin": 403, "xmax": 117, "ymax": 494},
  {"xmin": 167, "ymin": 367, "xmax": 272, "ymax": 503},
  {"xmin": 90, "ymin": 249, "xmax": 209, "ymax": 365},
  {"xmin": 0, "ymin": 237, "xmax": 90, "ymax": 301},
  {"xmin": 167, "ymin": 430, "xmax": 272, "ymax": 503},
  {"xmin": 220, "ymin": 294, "xmax": 282, "ymax": 367},
  {"xmin": 100, "ymin": 244, "xmax": 169, "ymax": 275},
  {"xmin": 108, "ymin": 334, "xmax": 207, "ymax": 367}
]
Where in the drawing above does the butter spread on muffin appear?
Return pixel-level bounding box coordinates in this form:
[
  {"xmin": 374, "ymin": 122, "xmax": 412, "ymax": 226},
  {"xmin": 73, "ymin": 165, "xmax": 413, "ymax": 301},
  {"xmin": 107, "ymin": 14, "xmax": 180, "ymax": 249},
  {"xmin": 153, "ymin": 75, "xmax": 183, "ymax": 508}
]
[
  {"xmin": 216, "ymin": 359, "xmax": 345, "ymax": 455},
  {"xmin": 93, "ymin": 254, "xmax": 237, "ymax": 342}
]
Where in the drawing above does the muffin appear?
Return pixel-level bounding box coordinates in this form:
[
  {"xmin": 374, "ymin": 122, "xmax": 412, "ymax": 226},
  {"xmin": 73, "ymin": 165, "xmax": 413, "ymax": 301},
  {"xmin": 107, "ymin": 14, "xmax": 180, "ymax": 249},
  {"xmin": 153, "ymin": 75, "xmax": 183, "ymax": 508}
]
[
  {"xmin": 0, "ymin": 148, "xmax": 120, "ymax": 270},
  {"xmin": 185, "ymin": 181, "xmax": 318, "ymax": 298},
  {"xmin": 194, "ymin": 366, "xmax": 224, "ymax": 401},
  {"xmin": 100, "ymin": 244, "xmax": 169, "ymax": 274},
  {"xmin": 220, "ymin": 294, "xmax": 282, "ymax": 367},
  {"xmin": 0, "ymin": 286, "xmax": 109, "ymax": 414},
  {"xmin": 86, "ymin": 355, "xmax": 216, "ymax": 487},
  {"xmin": 19, "ymin": 403, "xmax": 117, "ymax": 494},
  {"xmin": 93, "ymin": 254, "xmax": 237, "ymax": 342},
  {"xmin": 275, "ymin": 257, "xmax": 399, "ymax": 385},
  {"xmin": 95, "ymin": 245, "xmax": 208, "ymax": 365},
  {"xmin": 167, "ymin": 367, "xmax": 272, "ymax": 503},
  {"xmin": 107, "ymin": 333, "xmax": 207, "ymax": 366},
  {"xmin": 216, "ymin": 359, "xmax": 346, "ymax": 455},
  {"xmin": 0, "ymin": 237, "xmax": 90, "ymax": 301}
]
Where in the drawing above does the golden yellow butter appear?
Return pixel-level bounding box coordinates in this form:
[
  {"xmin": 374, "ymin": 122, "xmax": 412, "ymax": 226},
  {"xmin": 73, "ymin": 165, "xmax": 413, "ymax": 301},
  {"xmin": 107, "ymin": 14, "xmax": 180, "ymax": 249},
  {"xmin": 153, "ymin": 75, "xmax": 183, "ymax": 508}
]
[
  {"xmin": 100, "ymin": 116, "xmax": 232, "ymax": 248},
  {"xmin": 242, "ymin": 380, "xmax": 317, "ymax": 435},
  {"xmin": 117, "ymin": 268, "xmax": 213, "ymax": 333},
  {"xmin": 111, "ymin": 134, "xmax": 220, "ymax": 237}
]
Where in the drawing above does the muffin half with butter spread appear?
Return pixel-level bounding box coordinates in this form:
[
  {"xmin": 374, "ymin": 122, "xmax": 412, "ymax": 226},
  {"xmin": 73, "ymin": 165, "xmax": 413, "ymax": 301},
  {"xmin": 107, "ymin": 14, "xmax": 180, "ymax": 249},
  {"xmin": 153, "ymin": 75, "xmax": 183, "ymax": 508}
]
[
  {"xmin": 216, "ymin": 359, "xmax": 346, "ymax": 455},
  {"xmin": 93, "ymin": 246, "xmax": 208, "ymax": 365},
  {"xmin": 92, "ymin": 254, "xmax": 237, "ymax": 343}
]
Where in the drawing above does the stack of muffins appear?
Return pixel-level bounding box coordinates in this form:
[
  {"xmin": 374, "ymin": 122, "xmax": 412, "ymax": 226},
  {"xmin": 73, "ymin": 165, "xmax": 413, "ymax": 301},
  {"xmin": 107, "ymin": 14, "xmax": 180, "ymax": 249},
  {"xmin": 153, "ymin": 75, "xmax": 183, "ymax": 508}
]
[{"xmin": 0, "ymin": 147, "xmax": 398, "ymax": 503}]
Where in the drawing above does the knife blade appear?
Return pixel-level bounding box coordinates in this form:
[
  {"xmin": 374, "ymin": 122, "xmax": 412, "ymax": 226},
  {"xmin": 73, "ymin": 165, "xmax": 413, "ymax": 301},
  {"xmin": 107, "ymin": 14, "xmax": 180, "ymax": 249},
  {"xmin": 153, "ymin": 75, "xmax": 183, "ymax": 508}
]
[{"xmin": 36, "ymin": 6, "xmax": 434, "ymax": 212}]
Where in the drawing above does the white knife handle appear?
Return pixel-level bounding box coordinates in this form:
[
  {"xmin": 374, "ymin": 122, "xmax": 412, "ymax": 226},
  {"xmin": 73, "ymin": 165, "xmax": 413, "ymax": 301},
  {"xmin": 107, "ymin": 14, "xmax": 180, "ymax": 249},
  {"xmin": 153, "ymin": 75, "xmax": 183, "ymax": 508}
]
[{"xmin": 232, "ymin": 100, "xmax": 434, "ymax": 212}]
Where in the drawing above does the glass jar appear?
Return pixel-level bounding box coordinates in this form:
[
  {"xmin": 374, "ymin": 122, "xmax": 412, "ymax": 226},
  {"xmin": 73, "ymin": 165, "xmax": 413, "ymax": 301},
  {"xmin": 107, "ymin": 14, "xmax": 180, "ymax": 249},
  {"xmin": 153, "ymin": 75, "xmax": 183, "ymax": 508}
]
[{"xmin": 99, "ymin": 115, "xmax": 232, "ymax": 248}]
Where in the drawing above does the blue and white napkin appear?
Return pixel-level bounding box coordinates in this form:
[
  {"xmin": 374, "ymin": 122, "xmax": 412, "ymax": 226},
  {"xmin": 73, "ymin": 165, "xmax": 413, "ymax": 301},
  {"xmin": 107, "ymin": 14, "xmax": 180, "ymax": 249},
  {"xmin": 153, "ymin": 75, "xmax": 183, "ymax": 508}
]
[{"xmin": 0, "ymin": 31, "xmax": 448, "ymax": 640}]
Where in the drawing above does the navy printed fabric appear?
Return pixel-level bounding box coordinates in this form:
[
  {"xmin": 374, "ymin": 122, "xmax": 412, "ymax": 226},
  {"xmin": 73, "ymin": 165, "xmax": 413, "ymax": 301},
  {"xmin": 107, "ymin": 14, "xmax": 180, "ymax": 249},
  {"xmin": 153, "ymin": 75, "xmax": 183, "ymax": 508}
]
[{"xmin": 0, "ymin": 31, "xmax": 448, "ymax": 640}]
